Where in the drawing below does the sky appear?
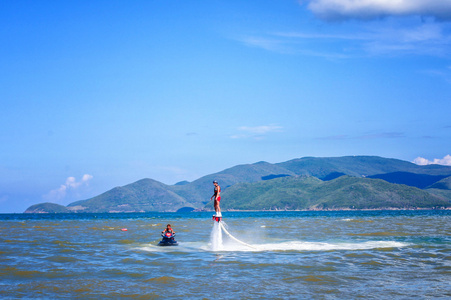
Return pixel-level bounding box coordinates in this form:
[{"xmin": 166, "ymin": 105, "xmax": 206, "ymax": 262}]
[{"xmin": 1, "ymin": 0, "xmax": 451, "ymax": 213}]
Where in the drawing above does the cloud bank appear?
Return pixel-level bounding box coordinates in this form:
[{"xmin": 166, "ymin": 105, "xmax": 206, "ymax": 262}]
[
  {"xmin": 306, "ymin": 0, "xmax": 451, "ymax": 21},
  {"xmin": 44, "ymin": 174, "xmax": 93, "ymax": 202},
  {"xmin": 413, "ymin": 154, "xmax": 451, "ymax": 166}
]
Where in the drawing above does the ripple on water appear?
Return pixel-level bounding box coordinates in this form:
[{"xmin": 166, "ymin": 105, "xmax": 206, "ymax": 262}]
[
  {"xmin": 349, "ymin": 231, "xmax": 410, "ymax": 236},
  {"xmin": 47, "ymin": 255, "xmax": 81, "ymax": 263},
  {"xmin": 144, "ymin": 276, "xmax": 178, "ymax": 283},
  {"xmin": 118, "ymin": 239, "xmax": 136, "ymax": 244},
  {"xmin": 104, "ymin": 269, "xmax": 147, "ymax": 279},
  {"xmin": 1, "ymin": 211, "xmax": 449, "ymax": 299},
  {"xmin": 344, "ymin": 252, "xmax": 376, "ymax": 258},
  {"xmin": 283, "ymin": 275, "xmax": 338, "ymax": 284},
  {"xmin": 50, "ymin": 240, "xmax": 77, "ymax": 247},
  {"xmin": 0, "ymin": 267, "xmax": 43, "ymax": 279}
]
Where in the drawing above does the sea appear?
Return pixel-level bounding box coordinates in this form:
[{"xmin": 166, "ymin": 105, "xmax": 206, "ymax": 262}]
[{"xmin": 0, "ymin": 210, "xmax": 450, "ymax": 299}]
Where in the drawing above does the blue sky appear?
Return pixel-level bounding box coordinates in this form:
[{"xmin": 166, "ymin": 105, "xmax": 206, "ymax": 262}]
[{"xmin": 1, "ymin": 0, "xmax": 451, "ymax": 213}]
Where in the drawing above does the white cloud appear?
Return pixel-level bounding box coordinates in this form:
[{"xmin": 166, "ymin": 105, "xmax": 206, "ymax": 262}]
[
  {"xmin": 238, "ymin": 125, "xmax": 283, "ymax": 134},
  {"xmin": 231, "ymin": 125, "xmax": 283, "ymax": 139},
  {"xmin": 361, "ymin": 22, "xmax": 451, "ymax": 56},
  {"xmin": 236, "ymin": 32, "xmax": 355, "ymax": 58},
  {"xmin": 239, "ymin": 19, "xmax": 451, "ymax": 59},
  {"xmin": 413, "ymin": 157, "xmax": 430, "ymax": 165},
  {"xmin": 413, "ymin": 154, "xmax": 451, "ymax": 166},
  {"xmin": 306, "ymin": 0, "xmax": 451, "ymax": 21},
  {"xmin": 81, "ymin": 174, "xmax": 93, "ymax": 182},
  {"xmin": 43, "ymin": 174, "xmax": 93, "ymax": 202},
  {"xmin": 240, "ymin": 36, "xmax": 291, "ymax": 53}
]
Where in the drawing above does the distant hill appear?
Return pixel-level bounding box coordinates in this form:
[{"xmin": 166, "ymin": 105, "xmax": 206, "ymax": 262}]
[
  {"xmin": 277, "ymin": 156, "xmax": 451, "ymax": 178},
  {"xmin": 427, "ymin": 176, "xmax": 451, "ymax": 190},
  {"xmin": 24, "ymin": 156, "xmax": 451, "ymax": 213},
  {"xmin": 65, "ymin": 179, "xmax": 191, "ymax": 213},
  {"xmin": 218, "ymin": 176, "xmax": 450, "ymax": 211},
  {"xmin": 424, "ymin": 176, "xmax": 451, "ymax": 202},
  {"xmin": 25, "ymin": 202, "xmax": 71, "ymax": 213},
  {"xmin": 368, "ymin": 172, "xmax": 449, "ymax": 189},
  {"xmin": 174, "ymin": 181, "xmax": 190, "ymax": 186}
]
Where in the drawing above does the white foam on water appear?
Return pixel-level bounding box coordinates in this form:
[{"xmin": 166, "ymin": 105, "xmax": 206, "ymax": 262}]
[
  {"xmin": 203, "ymin": 240, "xmax": 408, "ymax": 252},
  {"xmin": 253, "ymin": 240, "xmax": 408, "ymax": 252},
  {"xmin": 139, "ymin": 245, "xmax": 161, "ymax": 252},
  {"xmin": 137, "ymin": 239, "xmax": 408, "ymax": 253}
]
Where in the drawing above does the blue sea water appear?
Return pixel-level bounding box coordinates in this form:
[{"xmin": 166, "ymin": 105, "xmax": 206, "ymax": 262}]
[{"xmin": 0, "ymin": 210, "xmax": 450, "ymax": 299}]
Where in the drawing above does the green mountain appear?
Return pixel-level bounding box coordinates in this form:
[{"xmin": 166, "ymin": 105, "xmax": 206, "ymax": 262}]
[
  {"xmin": 24, "ymin": 156, "xmax": 451, "ymax": 213},
  {"xmin": 218, "ymin": 176, "xmax": 450, "ymax": 210},
  {"xmin": 64, "ymin": 178, "xmax": 190, "ymax": 213}
]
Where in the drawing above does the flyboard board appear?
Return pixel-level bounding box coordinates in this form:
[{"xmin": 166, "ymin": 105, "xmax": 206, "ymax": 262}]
[{"xmin": 212, "ymin": 212, "xmax": 222, "ymax": 222}]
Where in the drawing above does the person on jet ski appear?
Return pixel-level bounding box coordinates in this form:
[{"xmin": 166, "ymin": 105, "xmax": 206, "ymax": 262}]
[
  {"xmin": 162, "ymin": 224, "xmax": 175, "ymax": 237},
  {"xmin": 158, "ymin": 224, "xmax": 178, "ymax": 246}
]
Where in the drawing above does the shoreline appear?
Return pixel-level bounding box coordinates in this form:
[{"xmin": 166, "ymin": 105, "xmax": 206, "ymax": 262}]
[
  {"xmin": 221, "ymin": 207, "xmax": 451, "ymax": 212},
  {"xmin": 11, "ymin": 206, "xmax": 451, "ymax": 215}
]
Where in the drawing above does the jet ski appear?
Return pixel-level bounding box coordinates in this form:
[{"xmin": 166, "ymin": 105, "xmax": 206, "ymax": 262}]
[{"xmin": 158, "ymin": 231, "xmax": 178, "ymax": 246}]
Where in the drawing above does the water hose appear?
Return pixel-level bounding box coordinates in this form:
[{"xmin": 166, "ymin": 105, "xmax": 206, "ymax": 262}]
[{"xmin": 219, "ymin": 222, "xmax": 257, "ymax": 250}]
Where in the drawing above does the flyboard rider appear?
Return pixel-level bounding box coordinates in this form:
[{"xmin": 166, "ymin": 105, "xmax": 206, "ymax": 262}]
[{"xmin": 211, "ymin": 180, "xmax": 221, "ymax": 217}]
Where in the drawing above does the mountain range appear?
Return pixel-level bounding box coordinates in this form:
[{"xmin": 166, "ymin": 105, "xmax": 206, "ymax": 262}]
[{"xmin": 24, "ymin": 156, "xmax": 451, "ymax": 213}]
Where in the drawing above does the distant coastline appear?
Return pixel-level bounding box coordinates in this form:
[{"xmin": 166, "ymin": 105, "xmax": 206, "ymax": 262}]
[{"xmin": 24, "ymin": 156, "xmax": 451, "ymax": 214}]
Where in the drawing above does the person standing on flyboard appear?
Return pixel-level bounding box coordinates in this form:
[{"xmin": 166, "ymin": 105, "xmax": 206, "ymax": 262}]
[{"xmin": 211, "ymin": 180, "xmax": 221, "ymax": 217}]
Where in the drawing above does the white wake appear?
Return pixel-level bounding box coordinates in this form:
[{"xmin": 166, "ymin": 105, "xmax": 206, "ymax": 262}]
[{"xmin": 207, "ymin": 220, "xmax": 408, "ymax": 252}]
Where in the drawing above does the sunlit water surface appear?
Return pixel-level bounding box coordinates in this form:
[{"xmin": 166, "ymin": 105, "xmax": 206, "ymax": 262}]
[{"xmin": 0, "ymin": 211, "xmax": 450, "ymax": 299}]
